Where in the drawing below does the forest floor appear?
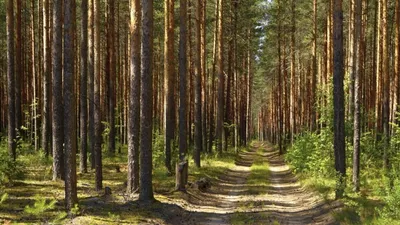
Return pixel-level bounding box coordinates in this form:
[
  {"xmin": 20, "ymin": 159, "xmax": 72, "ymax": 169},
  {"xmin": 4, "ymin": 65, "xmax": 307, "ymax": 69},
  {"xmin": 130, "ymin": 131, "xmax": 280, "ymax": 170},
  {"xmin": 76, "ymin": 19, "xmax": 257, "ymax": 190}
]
[{"xmin": 0, "ymin": 142, "xmax": 341, "ymax": 225}]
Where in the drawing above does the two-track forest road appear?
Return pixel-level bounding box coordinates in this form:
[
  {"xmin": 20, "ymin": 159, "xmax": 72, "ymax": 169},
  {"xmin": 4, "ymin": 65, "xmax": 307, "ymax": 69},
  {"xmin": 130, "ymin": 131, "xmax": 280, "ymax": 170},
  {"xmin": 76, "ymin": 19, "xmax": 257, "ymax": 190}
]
[{"xmin": 164, "ymin": 142, "xmax": 339, "ymax": 225}]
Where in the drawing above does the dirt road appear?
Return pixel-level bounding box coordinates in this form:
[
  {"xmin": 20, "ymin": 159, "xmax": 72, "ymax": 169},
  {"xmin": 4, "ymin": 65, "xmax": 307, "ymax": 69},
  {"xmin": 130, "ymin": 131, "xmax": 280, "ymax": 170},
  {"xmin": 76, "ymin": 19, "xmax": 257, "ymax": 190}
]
[{"xmin": 164, "ymin": 142, "xmax": 339, "ymax": 225}]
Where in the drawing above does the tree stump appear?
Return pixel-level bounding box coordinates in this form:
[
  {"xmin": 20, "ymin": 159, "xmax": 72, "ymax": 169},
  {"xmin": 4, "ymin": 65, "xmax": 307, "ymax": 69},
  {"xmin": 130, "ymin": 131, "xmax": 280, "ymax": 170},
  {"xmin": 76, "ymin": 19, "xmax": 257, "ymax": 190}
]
[
  {"xmin": 175, "ymin": 161, "xmax": 188, "ymax": 191},
  {"xmin": 194, "ymin": 178, "xmax": 211, "ymax": 191},
  {"xmin": 105, "ymin": 186, "xmax": 112, "ymax": 196}
]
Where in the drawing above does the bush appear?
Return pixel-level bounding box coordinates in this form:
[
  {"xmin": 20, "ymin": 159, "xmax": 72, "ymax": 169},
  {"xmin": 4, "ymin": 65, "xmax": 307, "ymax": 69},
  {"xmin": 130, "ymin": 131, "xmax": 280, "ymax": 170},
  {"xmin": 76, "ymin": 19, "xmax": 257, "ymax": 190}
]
[
  {"xmin": 0, "ymin": 147, "xmax": 25, "ymax": 186},
  {"xmin": 379, "ymin": 179, "xmax": 400, "ymax": 220},
  {"xmin": 285, "ymin": 128, "xmax": 334, "ymax": 177}
]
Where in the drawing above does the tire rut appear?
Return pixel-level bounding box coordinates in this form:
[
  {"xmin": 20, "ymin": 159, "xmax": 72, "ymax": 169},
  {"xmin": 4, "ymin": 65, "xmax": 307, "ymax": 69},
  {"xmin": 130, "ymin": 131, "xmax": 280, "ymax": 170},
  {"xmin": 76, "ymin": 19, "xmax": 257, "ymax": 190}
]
[{"xmin": 163, "ymin": 142, "xmax": 340, "ymax": 225}]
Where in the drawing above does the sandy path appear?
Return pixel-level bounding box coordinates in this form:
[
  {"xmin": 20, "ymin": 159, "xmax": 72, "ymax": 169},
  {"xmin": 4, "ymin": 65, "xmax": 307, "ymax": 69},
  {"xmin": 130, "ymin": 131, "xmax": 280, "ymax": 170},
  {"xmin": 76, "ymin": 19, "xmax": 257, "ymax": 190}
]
[{"xmin": 164, "ymin": 142, "xmax": 339, "ymax": 225}]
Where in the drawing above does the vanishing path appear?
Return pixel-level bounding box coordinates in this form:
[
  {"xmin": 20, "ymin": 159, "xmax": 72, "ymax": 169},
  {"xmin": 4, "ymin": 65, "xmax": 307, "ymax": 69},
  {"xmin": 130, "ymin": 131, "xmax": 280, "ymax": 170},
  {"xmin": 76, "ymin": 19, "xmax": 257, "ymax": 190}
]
[{"xmin": 165, "ymin": 142, "xmax": 339, "ymax": 225}]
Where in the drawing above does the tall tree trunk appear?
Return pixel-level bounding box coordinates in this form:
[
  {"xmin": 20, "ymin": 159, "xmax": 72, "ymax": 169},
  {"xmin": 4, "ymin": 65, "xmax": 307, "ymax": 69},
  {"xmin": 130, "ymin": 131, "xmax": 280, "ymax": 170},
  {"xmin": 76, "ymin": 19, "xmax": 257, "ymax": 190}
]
[
  {"xmin": 15, "ymin": 0, "xmax": 22, "ymax": 137},
  {"xmin": 15, "ymin": 0, "xmax": 22, "ymax": 141},
  {"xmin": 80, "ymin": 0, "xmax": 88, "ymax": 173},
  {"xmin": 88, "ymin": 0, "xmax": 95, "ymax": 170},
  {"xmin": 311, "ymin": 0, "xmax": 318, "ymax": 131},
  {"xmin": 208, "ymin": 0, "xmax": 219, "ymax": 153},
  {"xmin": 52, "ymin": 0, "xmax": 64, "ymax": 180},
  {"xmin": 381, "ymin": 0, "xmax": 389, "ymax": 171},
  {"xmin": 216, "ymin": 0, "xmax": 224, "ymax": 153},
  {"xmin": 348, "ymin": 0, "xmax": 355, "ymax": 119},
  {"xmin": 63, "ymin": 0, "xmax": 78, "ymax": 211},
  {"xmin": 396, "ymin": 0, "xmax": 400, "ymax": 124},
  {"xmin": 352, "ymin": 0, "xmax": 362, "ymax": 192},
  {"xmin": 164, "ymin": 0, "xmax": 176, "ymax": 173},
  {"xmin": 107, "ymin": 0, "xmax": 116, "ymax": 155},
  {"xmin": 200, "ymin": 0, "xmax": 207, "ymax": 156},
  {"xmin": 7, "ymin": 0, "xmax": 16, "ymax": 160},
  {"xmin": 94, "ymin": 0, "xmax": 103, "ymax": 191},
  {"xmin": 194, "ymin": 0, "xmax": 202, "ymax": 167},
  {"xmin": 178, "ymin": 0, "xmax": 188, "ymax": 191},
  {"xmin": 42, "ymin": 0, "xmax": 51, "ymax": 157},
  {"xmin": 139, "ymin": 0, "xmax": 155, "ymax": 202},
  {"xmin": 277, "ymin": 0, "xmax": 283, "ymax": 154},
  {"xmin": 127, "ymin": 0, "xmax": 141, "ymax": 194},
  {"xmin": 31, "ymin": 0, "xmax": 38, "ymax": 152},
  {"xmin": 333, "ymin": 0, "xmax": 346, "ymax": 199},
  {"xmin": 290, "ymin": 0, "xmax": 296, "ymax": 144}
]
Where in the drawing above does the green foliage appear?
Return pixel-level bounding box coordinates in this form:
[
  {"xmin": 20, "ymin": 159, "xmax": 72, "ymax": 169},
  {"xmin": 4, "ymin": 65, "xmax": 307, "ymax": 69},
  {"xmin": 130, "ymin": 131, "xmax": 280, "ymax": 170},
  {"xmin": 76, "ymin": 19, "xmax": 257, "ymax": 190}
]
[
  {"xmin": 108, "ymin": 212, "xmax": 121, "ymax": 222},
  {"xmin": 24, "ymin": 195, "xmax": 57, "ymax": 216},
  {"xmin": 152, "ymin": 130, "xmax": 178, "ymax": 168},
  {"xmin": 0, "ymin": 145, "xmax": 25, "ymax": 186},
  {"xmin": 378, "ymin": 179, "xmax": 400, "ymax": 220},
  {"xmin": 285, "ymin": 128, "xmax": 334, "ymax": 177},
  {"xmin": 0, "ymin": 192, "xmax": 8, "ymax": 204}
]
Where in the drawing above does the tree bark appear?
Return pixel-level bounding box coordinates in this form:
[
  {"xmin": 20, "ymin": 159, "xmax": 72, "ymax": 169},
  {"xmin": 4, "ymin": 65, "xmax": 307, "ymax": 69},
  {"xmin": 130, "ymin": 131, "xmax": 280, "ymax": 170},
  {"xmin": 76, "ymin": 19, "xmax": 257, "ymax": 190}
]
[
  {"xmin": 127, "ymin": 0, "xmax": 141, "ymax": 194},
  {"xmin": 15, "ymin": 0, "xmax": 22, "ymax": 141},
  {"xmin": 381, "ymin": 0, "xmax": 389, "ymax": 171},
  {"xmin": 178, "ymin": 0, "xmax": 188, "ymax": 191},
  {"xmin": 107, "ymin": 0, "xmax": 116, "ymax": 155},
  {"xmin": 139, "ymin": 0, "xmax": 155, "ymax": 202},
  {"xmin": 216, "ymin": 0, "xmax": 224, "ymax": 153},
  {"xmin": 80, "ymin": 0, "xmax": 88, "ymax": 173},
  {"xmin": 42, "ymin": 0, "xmax": 51, "ymax": 157},
  {"xmin": 194, "ymin": 0, "xmax": 202, "ymax": 167},
  {"xmin": 94, "ymin": 0, "xmax": 103, "ymax": 191},
  {"xmin": 7, "ymin": 0, "xmax": 16, "ymax": 160},
  {"xmin": 290, "ymin": 0, "xmax": 296, "ymax": 144},
  {"xmin": 15, "ymin": 0, "xmax": 22, "ymax": 137},
  {"xmin": 352, "ymin": 0, "xmax": 362, "ymax": 192},
  {"xmin": 164, "ymin": 0, "xmax": 176, "ymax": 173},
  {"xmin": 333, "ymin": 0, "xmax": 346, "ymax": 199},
  {"xmin": 88, "ymin": 0, "xmax": 95, "ymax": 170},
  {"xmin": 52, "ymin": 0, "xmax": 64, "ymax": 180},
  {"xmin": 63, "ymin": 0, "xmax": 78, "ymax": 211}
]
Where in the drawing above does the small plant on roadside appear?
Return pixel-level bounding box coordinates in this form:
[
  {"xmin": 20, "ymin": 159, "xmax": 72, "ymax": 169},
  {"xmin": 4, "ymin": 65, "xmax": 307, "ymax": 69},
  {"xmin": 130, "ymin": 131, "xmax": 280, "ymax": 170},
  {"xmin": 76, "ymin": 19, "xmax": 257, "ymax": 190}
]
[
  {"xmin": 0, "ymin": 192, "xmax": 8, "ymax": 204},
  {"xmin": 378, "ymin": 179, "xmax": 400, "ymax": 220},
  {"xmin": 24, "ymin": 195, "xmax": 57, "ymax": 216},
  {"xmin": 0, "ymin": 147, "xmax": 25, "ymax": 186}
]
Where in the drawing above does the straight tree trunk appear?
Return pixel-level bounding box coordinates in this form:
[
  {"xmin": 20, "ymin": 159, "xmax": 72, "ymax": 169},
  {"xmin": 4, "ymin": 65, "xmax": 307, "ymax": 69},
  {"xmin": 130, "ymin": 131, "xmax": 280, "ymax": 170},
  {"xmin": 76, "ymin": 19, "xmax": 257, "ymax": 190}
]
[
  {"xmin": 381, "ymin": 0, "xmax": 389, "ymax": 171},
  {"xmin": 42, "ymin": 0, "xmax": 51, "ymax": 157},
  {"xmin": 290, "ymin": 0, "xmax": 296, "ymax": 144},
  {"xmin": 396, "ymin": 0, "xmax": 400, "ymax": 123},
  {"xmin": 107, "ymin": 0, "xmax": 116, "ymax": 155},
  {"xmin": 88, "ymin": 0, "xmax": 95, "ymax": 170},
  {"xmin": 31, "ymin": 0, "xmax": 38, "ymax": 152},
  {"xmin": 127, "ymin": 0, "xmax": 141, "ymax": 194},
  {"xmin": 139, "ymin": 0, "xmax": 155, "ymax": 202},
  {"xmin": 15, "ymin": 0, "xmax": 22, "ymax": 137},
  {"xmin": 311, "ymin": 0, "xmax": 318, "ymax": 131},
  {"xmin": 164, "ymin": 0, "xmax": 176, "ymax": 173},
  {"xmin": 208, "ymin": 0, "xmax": 219, "ymax": 153},
  {"xmin": 333, "ymin": 0, "xmax": 346, "ymax": 199},
  {"xmin": 63, "ymin": 0, "xmax": 78, "ymax": 211},
  {"xmin": 178, "ymin": 0, "xmax": 188, "ymax": 191},
  {"xmin": 15, "ymin": 0, "xmax": 22, "ymax": 141},
  {"xmin": 52, "ymin": 0, "xmax": 64, "ymax": 180},
  {"xmin": 94, "ymin": 0, "xmax": 103, "ymax": 191},
  {"xmin": 352, "ymin": 0, "xmax": 362, "ymax": 192},
  {"xmin": 200, "ymin": 0, "xmax": 207, "ymax": 156},
  {"xmin": 80, "ymin": 0, "xmax": 88, "ymax": 173},
  {"xmin": 194, "ymin": 0, "xmax": 202, "ymax": 167},
  {"xmin": 7, "ymin": 0, "xmax": 16, "ymax": 160},
  {"xmin": 215, "ymin": 0, "xmax": 224, "ymax": 153}
]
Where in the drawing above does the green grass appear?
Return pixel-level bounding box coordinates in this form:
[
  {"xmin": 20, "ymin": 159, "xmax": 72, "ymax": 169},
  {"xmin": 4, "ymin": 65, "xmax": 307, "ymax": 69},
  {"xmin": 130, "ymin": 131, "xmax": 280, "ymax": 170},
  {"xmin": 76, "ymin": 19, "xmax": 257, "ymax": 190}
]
[
  {"xmin": 246, "ymin": 147, "xmax": 269, "ymax": 195},
  {"xmin": 0, "ymin": 139, "xmax": 244, "ymax": 224},
  {"xmin": 292, "ymin": 170, "xmax": 398, "ymax": 225}
]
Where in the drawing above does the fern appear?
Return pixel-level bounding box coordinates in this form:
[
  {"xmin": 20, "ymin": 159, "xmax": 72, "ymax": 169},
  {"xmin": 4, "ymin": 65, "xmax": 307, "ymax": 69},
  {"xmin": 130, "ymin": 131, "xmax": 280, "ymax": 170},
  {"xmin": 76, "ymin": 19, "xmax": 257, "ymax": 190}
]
[{"xmin": 24, "ymin": 195, "xmax": 57, "ymax": 215}]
